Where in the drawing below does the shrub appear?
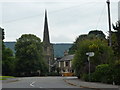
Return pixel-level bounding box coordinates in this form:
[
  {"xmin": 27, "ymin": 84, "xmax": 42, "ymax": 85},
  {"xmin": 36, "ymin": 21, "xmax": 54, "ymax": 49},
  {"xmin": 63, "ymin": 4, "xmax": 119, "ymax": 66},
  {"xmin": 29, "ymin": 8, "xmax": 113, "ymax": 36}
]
[
  {"xmin": 84, "ymin": 63, "xmax": 120, "ymax": 85},
  {"xmin": 91, "ymin": 64, "xmax": 113, "ymax": 83},
  {"xmin": 47, "ymin": 72, "xmax": 61, "ymax": 76},
  {"xmin": 82, "ymin": 74, "xmax": 89, "ymax": 81},
  {"xmin": 113, "ymin": 60, "xmax": 120, "ymax": 85}
]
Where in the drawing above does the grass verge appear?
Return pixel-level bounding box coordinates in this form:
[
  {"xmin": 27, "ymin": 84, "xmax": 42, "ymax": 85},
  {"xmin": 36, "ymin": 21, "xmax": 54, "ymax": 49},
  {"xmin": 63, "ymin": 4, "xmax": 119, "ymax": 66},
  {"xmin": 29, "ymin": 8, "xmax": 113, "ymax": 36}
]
[{"xmin": 0, "ymin": 76, "xmax": 14, "ymax": 80}]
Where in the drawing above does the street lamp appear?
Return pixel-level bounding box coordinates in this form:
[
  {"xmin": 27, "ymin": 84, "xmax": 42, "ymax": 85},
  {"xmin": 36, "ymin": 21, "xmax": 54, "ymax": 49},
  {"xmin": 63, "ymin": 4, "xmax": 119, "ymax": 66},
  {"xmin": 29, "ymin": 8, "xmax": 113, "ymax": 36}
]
[{"xmin": 86, "ymin": 52, "xmax": 95, "ymax": 82}]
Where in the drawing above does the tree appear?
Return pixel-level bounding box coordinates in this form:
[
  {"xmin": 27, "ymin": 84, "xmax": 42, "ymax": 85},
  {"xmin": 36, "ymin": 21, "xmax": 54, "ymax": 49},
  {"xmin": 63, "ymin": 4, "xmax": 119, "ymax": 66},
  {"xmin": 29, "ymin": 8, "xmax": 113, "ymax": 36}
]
[
  {"xmin": 72, "ymin": 39, "xmax": 114, "ymax": 78},
  {"xmin": 15, "ymin": 34, "xmax": 48, "ymax": 76},
  {"xmin": 2, "ymin": 48, "xmax": 15, "ymax": 75},
  {"xmin": 88, "ymin": 30, "xmax": 106, "ymax": 39},
  {"xmin": 111, "ymin": 32, "xmax": 118, "ymax": 59},
  {"xmin": 112, "ymin": 20, "xmax": 120, "ymax": 59},
  {"xmin": 2, "ymin": 28, "xmax": 15, "ymax": 76},
  {"xmin": 69, "ymin": 34, "xmax": 88, "ymax": 54},
  {"xmin": 69, "ymin": 30, "xmax": 106, "ymax": 54},
  {"xmin": 0, "ymin": 27, "xmax": 3, "ymax": 75}
]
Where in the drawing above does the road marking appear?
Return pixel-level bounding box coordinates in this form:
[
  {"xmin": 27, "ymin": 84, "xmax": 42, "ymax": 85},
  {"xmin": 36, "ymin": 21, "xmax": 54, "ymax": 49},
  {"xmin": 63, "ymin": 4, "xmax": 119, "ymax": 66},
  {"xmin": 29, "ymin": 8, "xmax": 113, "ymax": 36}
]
[
  {"xmin": 66, "ymin": 77, "xmax": 77, "ymax": 79},
  {"xmin": 30, "ymin": 81, "xmax": 35, "ymax": 87},
  {"xmin": 39, "ymin": 86, "xmax": 43, "ymax": 88},
  {"xmin": 30, "ymin": 81, "xmax": 43, "ymax": 88}
]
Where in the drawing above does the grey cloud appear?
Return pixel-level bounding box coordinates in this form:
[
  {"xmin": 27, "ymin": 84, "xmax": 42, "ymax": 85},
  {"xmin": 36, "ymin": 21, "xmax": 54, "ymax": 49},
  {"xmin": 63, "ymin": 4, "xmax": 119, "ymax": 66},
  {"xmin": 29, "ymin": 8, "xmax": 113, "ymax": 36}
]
[{"xmin": 2, "ymin": 1, "xmax": 118, "ymax": 43}]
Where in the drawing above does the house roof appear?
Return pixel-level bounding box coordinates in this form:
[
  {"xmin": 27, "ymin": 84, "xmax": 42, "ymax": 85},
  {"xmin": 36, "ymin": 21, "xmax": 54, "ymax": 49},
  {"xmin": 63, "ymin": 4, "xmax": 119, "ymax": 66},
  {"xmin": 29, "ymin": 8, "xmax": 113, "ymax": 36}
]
[{"xmin": 59, "ymin": 54, "xmax": 74, "ymax": 61}]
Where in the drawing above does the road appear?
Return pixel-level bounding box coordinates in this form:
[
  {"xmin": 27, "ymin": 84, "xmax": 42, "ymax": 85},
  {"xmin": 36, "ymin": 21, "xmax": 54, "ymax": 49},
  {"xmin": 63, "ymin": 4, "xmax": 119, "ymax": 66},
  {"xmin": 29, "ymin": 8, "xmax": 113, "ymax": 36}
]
[{"xmin": 2, "ymin": 76, "xmax": 93, "ymax": 89}]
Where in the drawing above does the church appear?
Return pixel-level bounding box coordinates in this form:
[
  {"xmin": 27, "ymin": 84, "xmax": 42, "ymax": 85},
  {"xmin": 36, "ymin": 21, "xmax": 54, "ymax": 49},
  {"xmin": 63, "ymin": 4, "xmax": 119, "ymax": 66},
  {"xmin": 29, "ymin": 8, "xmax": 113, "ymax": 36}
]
[{"xmin": 42, "ymin": 10, "xmax": 54, "ymax": 72}]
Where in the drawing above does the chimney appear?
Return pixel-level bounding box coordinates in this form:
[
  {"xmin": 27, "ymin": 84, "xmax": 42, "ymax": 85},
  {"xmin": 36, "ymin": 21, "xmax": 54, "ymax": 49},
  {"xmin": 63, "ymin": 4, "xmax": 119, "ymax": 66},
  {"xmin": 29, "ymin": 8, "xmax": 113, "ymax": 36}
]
[{"xmin": 64, "ymin": 50, "xmax": 68, "ymax": 56}]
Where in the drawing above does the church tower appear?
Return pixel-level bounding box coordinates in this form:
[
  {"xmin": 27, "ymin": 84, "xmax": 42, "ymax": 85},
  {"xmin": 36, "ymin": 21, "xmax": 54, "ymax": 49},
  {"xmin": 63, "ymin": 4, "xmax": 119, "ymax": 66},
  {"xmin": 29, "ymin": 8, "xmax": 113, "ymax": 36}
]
[{"xmin": 43, "ymin": 10, "xmax": 54, "ymax": 72}]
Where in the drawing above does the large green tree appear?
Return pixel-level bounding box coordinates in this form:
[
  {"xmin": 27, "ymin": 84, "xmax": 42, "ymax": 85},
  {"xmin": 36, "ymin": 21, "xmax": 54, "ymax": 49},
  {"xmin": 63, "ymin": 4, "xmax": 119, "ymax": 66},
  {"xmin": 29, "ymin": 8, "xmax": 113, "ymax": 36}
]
[
  {"xmin": 88, "ymin": 30, "xmax": 106, "ymax": 39},
  {"xmin": 15, "ymin": 34, "xmax": 48, "ymax": 76},
  {"xmin": 69, "ymin": 30, "xmax": 106, "ymax": 54},
  {"xmin": 69, "ymin": 34, "xmax": 87, "ymax": 54},
  {"xmin": 72, "ymin": 39, "xmax": 114, "ymax": 78}
]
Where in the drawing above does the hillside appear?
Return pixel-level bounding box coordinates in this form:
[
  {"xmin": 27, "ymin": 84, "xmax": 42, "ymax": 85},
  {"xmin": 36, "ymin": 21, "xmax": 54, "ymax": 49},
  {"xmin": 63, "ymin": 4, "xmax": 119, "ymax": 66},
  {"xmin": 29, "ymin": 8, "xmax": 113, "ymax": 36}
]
[{"xmin": 4, "ymin": 42, "xmax": 73, "ymax": 58}]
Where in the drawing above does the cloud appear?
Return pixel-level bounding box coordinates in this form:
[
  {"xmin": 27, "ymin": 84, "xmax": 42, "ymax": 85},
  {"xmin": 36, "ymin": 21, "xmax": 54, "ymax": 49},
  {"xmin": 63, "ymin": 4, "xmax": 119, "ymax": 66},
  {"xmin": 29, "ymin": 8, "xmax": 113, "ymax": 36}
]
[{"xmin": 2, "ymin": 1, "xmax": 118, "ymax": 43}]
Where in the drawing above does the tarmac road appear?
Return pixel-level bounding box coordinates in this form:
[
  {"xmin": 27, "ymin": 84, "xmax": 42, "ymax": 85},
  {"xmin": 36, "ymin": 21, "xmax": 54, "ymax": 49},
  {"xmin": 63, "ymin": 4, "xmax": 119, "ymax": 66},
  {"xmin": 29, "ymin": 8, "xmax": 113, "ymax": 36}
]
[{"xmin": 2, "ymin": 76, "xmax": 94, "ymax": 90}]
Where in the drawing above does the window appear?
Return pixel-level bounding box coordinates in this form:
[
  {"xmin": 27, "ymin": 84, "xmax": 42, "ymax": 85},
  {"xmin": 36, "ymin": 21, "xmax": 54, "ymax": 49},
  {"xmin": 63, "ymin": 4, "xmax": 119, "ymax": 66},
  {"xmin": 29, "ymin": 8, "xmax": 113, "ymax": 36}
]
[{"xmin": 66, "ymin": 61, "xmax": 69, "ymax": 66}]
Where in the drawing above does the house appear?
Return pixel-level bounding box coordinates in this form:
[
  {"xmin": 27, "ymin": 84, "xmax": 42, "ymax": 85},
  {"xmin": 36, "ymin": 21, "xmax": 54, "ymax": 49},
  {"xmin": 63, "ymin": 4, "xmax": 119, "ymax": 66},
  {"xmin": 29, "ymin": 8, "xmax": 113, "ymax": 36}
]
[{"xmin": 58, "ymin": 51, "xmax": 74, "ymax": 76}]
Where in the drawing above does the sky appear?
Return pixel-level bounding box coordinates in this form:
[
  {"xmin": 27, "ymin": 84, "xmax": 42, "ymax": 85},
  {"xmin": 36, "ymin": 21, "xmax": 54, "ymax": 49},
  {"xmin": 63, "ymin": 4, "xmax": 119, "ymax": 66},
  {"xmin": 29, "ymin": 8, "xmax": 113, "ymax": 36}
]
[{"xmin": 0, "ymin": 0, "xmax": 119, "ymax": 43}]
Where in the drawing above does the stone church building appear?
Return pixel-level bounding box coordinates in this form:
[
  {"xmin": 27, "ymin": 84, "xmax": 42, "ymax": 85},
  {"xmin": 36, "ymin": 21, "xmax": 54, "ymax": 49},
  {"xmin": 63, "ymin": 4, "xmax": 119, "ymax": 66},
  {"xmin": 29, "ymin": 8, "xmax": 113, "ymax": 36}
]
[{"xmin": 42, "ymin": 10, "xmax": 54, "ymax": 72}]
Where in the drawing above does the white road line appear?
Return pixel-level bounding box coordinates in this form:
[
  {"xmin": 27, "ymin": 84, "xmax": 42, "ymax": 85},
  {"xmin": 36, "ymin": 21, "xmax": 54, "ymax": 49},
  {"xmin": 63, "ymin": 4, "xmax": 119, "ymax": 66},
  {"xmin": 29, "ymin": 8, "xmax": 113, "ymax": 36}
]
[
  {"xmin": 30, "ymin": 81, "xmax": 35, "ymax": 87},
  {"xmin": 30, "ymin": 81, "xmax": 43, "ymax": 88},
  {"xmin": 39, "ymin": 86, "xmax": 43, "ymax": 88}
]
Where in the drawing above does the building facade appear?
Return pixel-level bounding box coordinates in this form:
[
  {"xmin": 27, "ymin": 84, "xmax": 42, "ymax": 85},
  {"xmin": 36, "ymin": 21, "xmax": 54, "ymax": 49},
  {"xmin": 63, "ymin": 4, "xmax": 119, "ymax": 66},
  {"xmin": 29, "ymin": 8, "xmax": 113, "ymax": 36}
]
[
  {"xmin": 42, "ymin": 10, "xmax": 54, "ymax": 72},
  {"xmin": 58, "ymin": 53, "xmax": 74, "ymax": 76}
]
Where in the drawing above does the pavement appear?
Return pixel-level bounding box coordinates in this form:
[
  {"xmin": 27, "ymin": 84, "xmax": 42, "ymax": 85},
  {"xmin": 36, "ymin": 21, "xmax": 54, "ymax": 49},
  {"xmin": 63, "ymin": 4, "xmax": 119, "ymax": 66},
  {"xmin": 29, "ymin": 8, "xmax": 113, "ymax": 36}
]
[{"xmin": 64, "ymin": 77, "xmax": 120, "ymax": 90}]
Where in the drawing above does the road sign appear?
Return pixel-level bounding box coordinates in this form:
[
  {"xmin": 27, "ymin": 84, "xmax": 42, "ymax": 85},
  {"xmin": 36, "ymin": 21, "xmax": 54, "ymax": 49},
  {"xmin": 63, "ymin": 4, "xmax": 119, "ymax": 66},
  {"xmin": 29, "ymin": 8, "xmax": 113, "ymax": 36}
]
[
  {"xmin": 86, "ymin": 52, "xmax": 95, "ymax": 57},
  {"xmin": 86, "ymin": 52, "xmax": 95, "ymax": 82}
]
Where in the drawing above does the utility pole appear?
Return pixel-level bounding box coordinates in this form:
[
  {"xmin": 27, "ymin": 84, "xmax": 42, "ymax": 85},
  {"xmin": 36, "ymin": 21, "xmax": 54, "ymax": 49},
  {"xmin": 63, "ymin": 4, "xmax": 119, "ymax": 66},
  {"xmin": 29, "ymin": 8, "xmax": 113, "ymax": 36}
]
[
  {"xmin": 49, "ymin": 57, "xmax": 51, "ymax": 73},
  {"xmin": 106, "ymin": 0, "xmax": 112, "ymax": 47}
]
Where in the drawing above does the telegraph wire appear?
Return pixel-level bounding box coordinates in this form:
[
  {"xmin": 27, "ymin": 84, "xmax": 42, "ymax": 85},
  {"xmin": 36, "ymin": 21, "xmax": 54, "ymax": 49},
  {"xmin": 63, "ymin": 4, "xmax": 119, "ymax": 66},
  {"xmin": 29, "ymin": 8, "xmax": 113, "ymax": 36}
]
[
  {"xmin": 3, "ymin": 2, "xmax": 97, "ymax": 24},
  {"xmin": 95, "ymin": 3, "xmax": 106, "ymax": 30}
]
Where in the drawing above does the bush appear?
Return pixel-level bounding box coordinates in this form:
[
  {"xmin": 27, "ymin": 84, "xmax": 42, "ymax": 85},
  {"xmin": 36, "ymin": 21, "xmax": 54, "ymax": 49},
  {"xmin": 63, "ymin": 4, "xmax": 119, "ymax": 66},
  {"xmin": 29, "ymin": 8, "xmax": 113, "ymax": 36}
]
[
  {"xmin": 47, "ymin": 72, "xmax": 61, "ymax": 76},
  {"xmin": 113, "ymin": 60, "xmax": 120, "ymax": 85},
  {"xmin": 84, "ymin": 63, "xmax": 120, "ymax": 85},
  {"xmin": 91, "ymin": 64, "xmax": 113, "ymax": 83},
  {"xmin": 82, "ymin": 74, "xmax": 89, "ymax": 81},
  {"xmin": 82, "ymin": 73, "xmax": 101, "ymax": 82}
]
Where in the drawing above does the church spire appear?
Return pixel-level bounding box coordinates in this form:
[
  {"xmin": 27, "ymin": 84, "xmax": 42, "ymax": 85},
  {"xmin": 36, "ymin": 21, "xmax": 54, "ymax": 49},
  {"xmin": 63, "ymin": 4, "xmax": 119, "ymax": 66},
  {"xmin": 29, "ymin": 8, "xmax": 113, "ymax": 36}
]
[
  {"xmin": 42, "ymin": 10, "xmax": 54, "ymax": 72},
  {"xmin": 43, "ymin": 10, "xmax": 50, "ymax": 44}
]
